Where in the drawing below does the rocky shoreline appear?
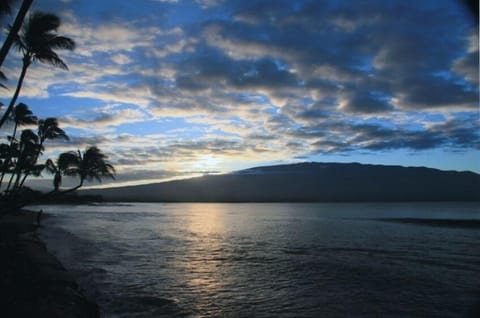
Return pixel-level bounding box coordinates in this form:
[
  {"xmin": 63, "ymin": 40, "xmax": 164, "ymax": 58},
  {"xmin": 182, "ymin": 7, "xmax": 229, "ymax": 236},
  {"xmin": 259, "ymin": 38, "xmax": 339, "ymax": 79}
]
[{"xmin": 0, "ymin": 210, "xmax": 99, "ymax": 317}]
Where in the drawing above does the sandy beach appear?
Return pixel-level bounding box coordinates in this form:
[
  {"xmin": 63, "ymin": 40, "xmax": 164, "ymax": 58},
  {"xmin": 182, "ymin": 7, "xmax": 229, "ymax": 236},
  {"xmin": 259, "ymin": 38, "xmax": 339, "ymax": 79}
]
[{"xmin": 0, "ymin": 209, "xmax": 99, "ymax": 318}]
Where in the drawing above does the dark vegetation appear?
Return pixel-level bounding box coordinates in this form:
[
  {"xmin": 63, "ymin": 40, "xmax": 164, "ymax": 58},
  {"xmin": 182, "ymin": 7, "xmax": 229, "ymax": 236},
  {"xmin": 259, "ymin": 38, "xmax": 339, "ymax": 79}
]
[
  {"xmin": 0, "ymin": 6, "xmax": 115, "ymax": 215},
  {"xmin": 87, "ymin": 162, "xmax": 480, "ymax": 202},
  {"xmin": 0, "ymin": 3, "xmax": 111, "ymax": 316}
]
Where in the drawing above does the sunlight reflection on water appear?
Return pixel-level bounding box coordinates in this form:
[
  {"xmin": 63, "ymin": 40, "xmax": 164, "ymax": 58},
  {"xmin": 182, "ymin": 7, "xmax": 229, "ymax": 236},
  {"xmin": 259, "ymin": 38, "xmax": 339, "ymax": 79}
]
[{"xmin": 37, "ymin": 202, "xmax": 480, "ymax": 317}]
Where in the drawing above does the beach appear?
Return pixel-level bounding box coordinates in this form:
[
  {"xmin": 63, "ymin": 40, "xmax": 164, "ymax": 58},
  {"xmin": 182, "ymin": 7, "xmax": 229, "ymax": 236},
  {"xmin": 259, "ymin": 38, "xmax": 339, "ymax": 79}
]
[{"xmin": 0, "ymin": 209, "xmax": 99, "ymax": 318}]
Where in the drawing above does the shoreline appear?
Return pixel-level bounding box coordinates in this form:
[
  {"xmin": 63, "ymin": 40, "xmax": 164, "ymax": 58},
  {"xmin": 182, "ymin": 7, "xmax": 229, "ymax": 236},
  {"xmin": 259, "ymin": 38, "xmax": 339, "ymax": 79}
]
[{"xmin": 0, "ymin": 209, "xmax": 100, "ymax": 317}]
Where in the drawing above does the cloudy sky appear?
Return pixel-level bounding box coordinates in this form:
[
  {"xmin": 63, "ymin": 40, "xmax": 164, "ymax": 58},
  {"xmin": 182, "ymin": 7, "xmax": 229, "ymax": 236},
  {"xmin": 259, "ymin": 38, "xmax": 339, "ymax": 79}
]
[{"xmin": 0, "ymin": 0, "xmax": 478, "ymax": 187}]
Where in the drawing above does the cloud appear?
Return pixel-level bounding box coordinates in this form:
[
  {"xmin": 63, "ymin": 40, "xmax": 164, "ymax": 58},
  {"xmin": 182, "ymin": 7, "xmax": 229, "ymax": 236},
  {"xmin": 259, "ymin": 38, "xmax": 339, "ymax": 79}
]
[
  {"xmin": 453, "ymin": 32, "xmax": 479, "ymax": 86},
  {"xmin": 201, "ymin": 0, "xmax": 478, "ymax": 112},
  {"xmin": 391, "ymin": 74, "xmax": 478, "ymax": 110},
  {"xmin": 61, "ymin": 13, "xmax": 158, "ymax": 57},
  {"xmin": 175, "ymin": 51, "xmax": 298, "ymax": 91},
  {"xmin": 60, "ymin": 106, "xmax": 148, "ymax": 131},
  {"xmin": 308, "ymin": 115, "xmax": 480, "ymax": 154},
  {"xmin": 339, "ymin": 90, "xmax": 393, "ymax": 114},
  {"xmin": 111, "ymin": 53, "xmax": 133, "ymax": 65},
  {"xmin": 4, "ymin": 0, "xmax": 477, "ymax": 184},
  {"xmin": 195, "ymin": 0, "xmax": 223, "ymax": 9}
]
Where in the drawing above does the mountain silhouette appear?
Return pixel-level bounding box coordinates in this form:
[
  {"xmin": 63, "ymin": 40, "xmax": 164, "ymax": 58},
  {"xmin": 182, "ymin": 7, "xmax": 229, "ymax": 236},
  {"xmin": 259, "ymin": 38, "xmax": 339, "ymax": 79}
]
[{"xmin": 83, "ymin": 162, "xmax": 480, "ymax": 202}]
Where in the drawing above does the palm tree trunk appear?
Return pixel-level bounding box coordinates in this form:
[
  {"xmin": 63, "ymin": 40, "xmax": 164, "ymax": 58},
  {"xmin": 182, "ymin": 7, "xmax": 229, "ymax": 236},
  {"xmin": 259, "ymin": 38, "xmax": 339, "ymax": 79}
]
[
  {"xmin": 0, "ymin": 121, "xmax": 18, "ymax": 191},
  {"xmin": 0, "ymin": 162, "xmax": 8, "ymax": 191},
  {"xmin": 5, "ymin": 165, "xmax": 16, "ymax": 192},
  {"xmin": 11, "ymin": 122, "xmax": 18, "ymax": 140},
  {"xmin": 12, "ymin": 168, "xmax": 22, "ymax": 191},
  {"xmin": 0, "ymin": 0, "xmax": 33, "ymax": 68},
  {"xmin": 61, "ymin": 178, "xmax": 84, "ymax": 195},
  {"xmin": 18, "ymin": 162, "xmax": 34, "ymax": 189},
  {"xmin": 18, "ymin": 168, "xmax": 29, "ymax": 189},
  {"xmin": 0, "ymin": 57, "xmax": 30, "ymax": 129}
]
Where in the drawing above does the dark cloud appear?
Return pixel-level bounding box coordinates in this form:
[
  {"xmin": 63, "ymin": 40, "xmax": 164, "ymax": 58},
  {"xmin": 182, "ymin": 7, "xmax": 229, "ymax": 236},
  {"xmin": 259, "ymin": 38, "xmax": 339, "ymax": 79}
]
[
  {"xmin": 308, "ymin": 116, "xmax": 479, "ymax": 154},
  {"xmin": 193, "ymin": 0, "xmax": 478, "ymax": 112},
  {"xmin": 175, "ymin": 48, "xmax": 298, "ymax": 92},
  {"xmin": 341, "ymin": 90, "xmax": 393, "ymax": 114},
  {"xmin": 394, "ymin": 74, "xmax": 478, "ymax": 109},
  {"xmin": 49, "ymin": 135, "xmax": 110, "ymax": 148},
  {"xmin": 453, "ymin": 50, "xmax": 480, "ymax": 85},
  {"xmin": 247, "ymin": 133, "xmax": 276, "ymax": 141}
]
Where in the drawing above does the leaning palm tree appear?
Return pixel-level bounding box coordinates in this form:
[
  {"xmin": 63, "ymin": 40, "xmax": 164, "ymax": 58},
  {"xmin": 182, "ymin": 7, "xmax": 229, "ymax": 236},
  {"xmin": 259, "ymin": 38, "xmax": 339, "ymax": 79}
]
[
  {"xmin": 0, "ymin": 102, "xmax": 37, "ymax": 189},
  {"xmin": 0, "ymin": 0, "xmax": 34, "ymax": 68},
  {"xmin": 0, "ymin": 142, "xmax": 14, "ymax": 191},
  {"xmin": 5, "ymin": 128, "xmax": 39, "ymax": 192},
  {"xmin": 16, "ymin": 117, "xmax": 68, "ymax": 188},
  {"xmin": 57, "ymin": 146, "xmax": 115, "ymax": 193},
  {"xmin": 11, "ymin": 102, "xmax": 38, "ymax": 140},
  {"xmin": 37, "ymin": 117, "xmax": 68, "ymax": 144},
  {"xmin": 0, "ymin": 11, "xmax": 75, "ymax": 129},
  {"xmin": 45, "ymin": 158, "xmax": 61, "ymax": 191}
]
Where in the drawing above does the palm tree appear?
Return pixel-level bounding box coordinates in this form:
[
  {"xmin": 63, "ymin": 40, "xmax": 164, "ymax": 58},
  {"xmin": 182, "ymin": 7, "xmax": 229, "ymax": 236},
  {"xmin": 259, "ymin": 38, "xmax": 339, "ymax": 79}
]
[
  {"xmin": 0, "ymin": 102, "xmax": 37, "ymax": 190},
  {"xmin": 37, "ymin": 117, "xmax": 68, "ymax": 144},
  {"xmin": 57, "ymin": 146, "xmax": 115, "ymax": 193},
  {"xmin": 0, "ymin": 142, "xmax": 14, "ymax": 191},
  {"xmin": 0, "ymin": 0, "xmax": 33, "ymax": 68},
  {"xmin": 0, "ymin": 11, "xmax": 75, "ymax": 129},
  {"xmin": 16, "ymin": 117, "xmax": 68, "ymax": 188},
  {"xmin": 5, "ymin": 128, "xmax": 38, "ymax": 192},
  {"xmin": 11, "ymin": 102, "xmax": 38, "ymax": 140},
  {"xmin": 45, "ymin": 158, "xmax": 61, "ymax": 191}
]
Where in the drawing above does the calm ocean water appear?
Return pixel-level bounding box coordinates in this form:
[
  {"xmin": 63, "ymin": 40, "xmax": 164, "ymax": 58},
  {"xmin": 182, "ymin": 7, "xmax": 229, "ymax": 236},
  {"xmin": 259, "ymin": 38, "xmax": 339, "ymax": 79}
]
[{"xmin": 36, "ymin": 202, "xmax": 480, "ymax": 317}]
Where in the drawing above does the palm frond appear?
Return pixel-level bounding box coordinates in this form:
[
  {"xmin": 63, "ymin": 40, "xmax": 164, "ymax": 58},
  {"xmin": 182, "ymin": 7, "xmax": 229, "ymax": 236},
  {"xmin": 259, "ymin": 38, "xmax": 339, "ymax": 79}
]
[
  {"xmin": 20, "ymin": 11, "xmax": 74, "ymax": 70},
  {"xmin": 20, "ymin": 129, "xmax": 38, "ymax": 144},
  {"xmin": 45, "ymin": 158, "xmax": 57, "ymax": 173},
  {"xmin": 0, "ymin": 0, "xmax": 14, "ymax": 16},
  {"xmin": 14, "ymin": 103, "xmax": 38, "ymax": 125},
  {"xmin": 30, "ymin": 164, "xmax": 45, "ymax": 176},
  {"xmin": 25, "ymin": 12, "xmax": 60, "ymax": 36},
  {"xmin": 57, "ymin": 151, "xmax": 80, "ymax": 172},
  {"xmin": 34, "ymin": 50, "xmax": 68, "ymax": 70},
  {"xmin": 46, "ymin": 36, "xmax": 75, "ymax": 51},
  {"xmin": 39, "ymin": 117, "xmax": 69, "ymax": 141}
]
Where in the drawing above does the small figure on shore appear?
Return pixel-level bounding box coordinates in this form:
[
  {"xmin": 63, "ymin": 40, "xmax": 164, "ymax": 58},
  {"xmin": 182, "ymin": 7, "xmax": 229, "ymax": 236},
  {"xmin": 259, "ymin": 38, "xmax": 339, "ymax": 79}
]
[{"xmin": 37, "ymin": 209, "xmax": 43, "ymax": 226}]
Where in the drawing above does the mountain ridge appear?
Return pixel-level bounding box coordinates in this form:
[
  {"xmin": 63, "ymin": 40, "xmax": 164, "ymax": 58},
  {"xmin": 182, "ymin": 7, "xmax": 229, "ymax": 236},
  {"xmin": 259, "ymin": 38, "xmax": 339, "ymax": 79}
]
[{"xmin": 82, "ymin": 162, "xmax": 480, "ymax": 202}]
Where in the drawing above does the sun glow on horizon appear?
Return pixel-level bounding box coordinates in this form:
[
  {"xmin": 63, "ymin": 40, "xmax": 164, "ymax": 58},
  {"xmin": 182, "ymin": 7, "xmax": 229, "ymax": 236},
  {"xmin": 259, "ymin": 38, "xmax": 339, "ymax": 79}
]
[
  {"xmin": 0, "ymin": 0, "xmax": 477, "ymax": 190},
  {"xmin": 191, "ymin": 154, "xmax": 224, "ymax": 172}
]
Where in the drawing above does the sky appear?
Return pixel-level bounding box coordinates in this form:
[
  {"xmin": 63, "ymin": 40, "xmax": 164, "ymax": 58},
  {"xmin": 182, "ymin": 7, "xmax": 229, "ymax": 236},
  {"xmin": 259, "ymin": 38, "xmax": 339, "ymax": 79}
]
[{"xmin": 0, "ymin": 0, "xmax": 478, "ymax": 188}]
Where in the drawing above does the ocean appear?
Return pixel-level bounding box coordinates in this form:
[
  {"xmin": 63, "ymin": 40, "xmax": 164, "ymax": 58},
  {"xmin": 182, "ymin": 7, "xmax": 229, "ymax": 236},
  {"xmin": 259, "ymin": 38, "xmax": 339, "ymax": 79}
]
[{"xmin": 36, "ymin": 202, "xmax": 480, "ymax": 317}]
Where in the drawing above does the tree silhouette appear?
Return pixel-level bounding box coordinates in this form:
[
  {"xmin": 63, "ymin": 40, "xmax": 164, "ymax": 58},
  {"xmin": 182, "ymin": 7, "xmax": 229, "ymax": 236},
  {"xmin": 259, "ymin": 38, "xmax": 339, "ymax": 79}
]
[
  {"xmin": 0, "ymin": 11, "xmax": 75, "ymax": 129},
  {"xmin": 0, "ymin": 103, "xmax": 37, "ymax": 189},
  {"xmin": 11, "ymin": 102, "xmax": 38, "ymax": 140},
  {"xmin": 16, "ymin": 117, "xmax": 68, "ymax": 189},
  {"xmin": 0, "ymin": 9, "xmax": 114, "ymax": 215},
  {"xmin": 37, "ymin": 117, "xmax": 68, "ymax": 144},
  {"xmin": 6, "ymin": 128, "xmax": 39, "ymax": 192},
  {"xmin": 56, "ymin": 146, "xmax": 115, "ymax": 193},
  {"xmin": 45, "ymin": 158, "xmax": 61, "ymax": 191},
  {"xmin": 0, "ymin": 0, "xmax": 33, "ymax": 69}
]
